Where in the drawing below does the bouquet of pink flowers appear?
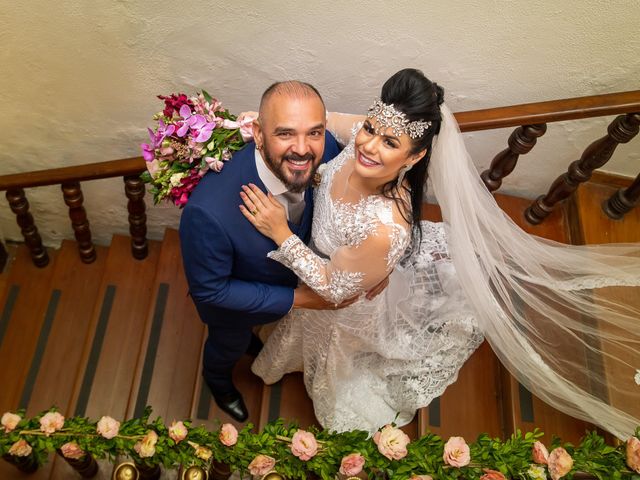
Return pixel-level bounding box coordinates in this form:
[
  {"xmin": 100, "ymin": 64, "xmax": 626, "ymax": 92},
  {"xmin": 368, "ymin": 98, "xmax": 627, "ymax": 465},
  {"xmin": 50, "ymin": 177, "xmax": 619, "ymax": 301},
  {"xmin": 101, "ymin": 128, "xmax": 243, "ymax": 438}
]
[{"xmin": 140, "ymin": 91, "xmax": 253, "ymax": 207}]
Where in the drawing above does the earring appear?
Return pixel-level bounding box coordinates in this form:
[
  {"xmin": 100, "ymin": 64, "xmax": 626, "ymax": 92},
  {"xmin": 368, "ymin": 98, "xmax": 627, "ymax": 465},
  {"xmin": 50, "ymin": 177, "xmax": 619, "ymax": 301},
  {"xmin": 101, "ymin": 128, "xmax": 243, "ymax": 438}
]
[
  {"xmin": 396, "ymin": 164, "xmax": 412, "ymax": 189},
  {"xmin": 256, "ymin": 144, "xmax": 262, "ymax": 151}
]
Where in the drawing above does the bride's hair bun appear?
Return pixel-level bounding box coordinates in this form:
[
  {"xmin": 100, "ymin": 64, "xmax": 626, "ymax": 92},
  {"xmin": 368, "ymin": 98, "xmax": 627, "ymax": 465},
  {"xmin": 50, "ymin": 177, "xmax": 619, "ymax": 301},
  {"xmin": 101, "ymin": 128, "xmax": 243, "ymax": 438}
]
[{"xmin": 433, "ymin": 83, "xmax": 445, "ymax": 106}]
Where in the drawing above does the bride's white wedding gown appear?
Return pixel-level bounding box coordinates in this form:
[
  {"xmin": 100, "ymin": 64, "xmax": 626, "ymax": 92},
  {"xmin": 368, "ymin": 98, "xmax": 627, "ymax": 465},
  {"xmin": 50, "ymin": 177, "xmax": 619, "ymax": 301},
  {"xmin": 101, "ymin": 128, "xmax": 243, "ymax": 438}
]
[{"xmin": 251, "ymin": 136, "xmax": 483, "ymax": 433}]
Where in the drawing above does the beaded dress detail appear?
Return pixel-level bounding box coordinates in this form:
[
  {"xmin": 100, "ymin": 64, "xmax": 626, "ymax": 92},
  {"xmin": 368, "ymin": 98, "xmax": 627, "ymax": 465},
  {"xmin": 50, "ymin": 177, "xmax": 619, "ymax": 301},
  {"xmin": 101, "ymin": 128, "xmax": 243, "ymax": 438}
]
[{"xmin": 252, "ymin": 136, "xmax": 483, "ymax": 433}]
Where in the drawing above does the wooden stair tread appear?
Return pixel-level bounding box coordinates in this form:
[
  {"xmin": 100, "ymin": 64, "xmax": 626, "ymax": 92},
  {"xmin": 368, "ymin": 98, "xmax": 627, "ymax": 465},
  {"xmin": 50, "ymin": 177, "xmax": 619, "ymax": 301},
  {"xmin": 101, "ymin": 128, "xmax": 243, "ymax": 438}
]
[{"xmin": 126, "ymin": 228, "xmax": 205, "ymax": 423}]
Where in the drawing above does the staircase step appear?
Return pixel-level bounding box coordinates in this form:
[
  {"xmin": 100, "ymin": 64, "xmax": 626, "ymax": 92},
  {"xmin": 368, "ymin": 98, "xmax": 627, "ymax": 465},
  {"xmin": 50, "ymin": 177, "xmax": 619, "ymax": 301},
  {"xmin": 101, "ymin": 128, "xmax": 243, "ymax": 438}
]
[
  {"xmin": 0, "ymin": 244, "xmax": 58, "ymax": 412},
  {"xmin": 573, "ymin": 183, "xmax": 640, "ymax": 425},
  {"xmin": 419, "ymin": 342, "xmax": 503, "ymax": 440},
  {"xmin": 25, "ymin": 240, "xmax": 109, "ymax": 415},
  {"xmin": 0, "ymin": 244, "xmax": 59, "ymax": 479},
  {"xmin": 494, "ymin": 194, "xmax": 593, "ymax": 444},
  {"xmin": 126, "ymin": 228, "xmax": 205, "ymax": 423},
  {"xmin": 50, "ymin": 234, "xmax": 161, "ymax": 479}
]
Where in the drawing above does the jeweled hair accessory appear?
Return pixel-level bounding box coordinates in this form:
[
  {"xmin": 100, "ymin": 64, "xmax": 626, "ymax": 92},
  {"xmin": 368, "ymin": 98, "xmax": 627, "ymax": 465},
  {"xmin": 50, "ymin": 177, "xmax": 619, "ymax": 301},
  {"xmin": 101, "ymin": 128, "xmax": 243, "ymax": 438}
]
[{"xmin": 367, "ymin": 99, "xmax": 432, "ymax": 139}]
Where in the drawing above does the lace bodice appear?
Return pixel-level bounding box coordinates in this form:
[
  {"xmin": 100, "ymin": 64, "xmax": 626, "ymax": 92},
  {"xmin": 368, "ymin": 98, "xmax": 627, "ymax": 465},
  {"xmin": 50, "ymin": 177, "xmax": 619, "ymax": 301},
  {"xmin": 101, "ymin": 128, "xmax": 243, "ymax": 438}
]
[{"xmin": 268, "ymin": 140, "xmax": 410, "ymax": 304}]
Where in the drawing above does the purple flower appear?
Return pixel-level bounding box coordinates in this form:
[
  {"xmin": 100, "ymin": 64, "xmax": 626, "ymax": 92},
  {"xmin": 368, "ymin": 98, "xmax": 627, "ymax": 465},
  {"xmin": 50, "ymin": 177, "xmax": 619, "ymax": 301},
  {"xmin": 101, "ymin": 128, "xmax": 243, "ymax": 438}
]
[
  {"xmin": 141, "ymin": 142, "xmax": 155, "ymax": 161},
  {"xmin": 141, "ymin": 120, "xmax": 176, "ymax": 162}
]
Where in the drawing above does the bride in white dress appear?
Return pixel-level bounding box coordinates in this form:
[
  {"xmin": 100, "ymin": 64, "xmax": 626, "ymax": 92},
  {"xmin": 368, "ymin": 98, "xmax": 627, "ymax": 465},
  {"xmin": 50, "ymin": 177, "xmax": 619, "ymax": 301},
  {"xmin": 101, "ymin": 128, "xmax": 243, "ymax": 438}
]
[{"xmin": 242, "ymin": 69, "xmax": 640, "ymax": 437}]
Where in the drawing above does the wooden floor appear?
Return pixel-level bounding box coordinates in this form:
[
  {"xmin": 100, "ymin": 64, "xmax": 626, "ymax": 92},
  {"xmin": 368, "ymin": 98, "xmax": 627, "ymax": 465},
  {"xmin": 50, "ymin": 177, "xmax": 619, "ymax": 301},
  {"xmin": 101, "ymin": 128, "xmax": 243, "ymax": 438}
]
[{"xmin": 0, "ymin": 181, "xmax": 637, "ymax": 478}]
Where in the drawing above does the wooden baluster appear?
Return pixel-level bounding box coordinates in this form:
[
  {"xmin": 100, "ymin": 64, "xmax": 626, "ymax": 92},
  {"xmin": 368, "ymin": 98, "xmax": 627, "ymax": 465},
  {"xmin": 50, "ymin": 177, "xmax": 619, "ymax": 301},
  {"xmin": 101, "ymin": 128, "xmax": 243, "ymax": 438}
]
[
  {"xmin": 5, "ymin": 188, "xmax": 49, "ymax": 267},
  {"xmin": 481, "ymin": 123, "xmax": 547, "ymax": 192},
  {"xmin": 124, "ymin": 175, "xmax": 148, "ymax": 260},
  {"xmin": 0, "ymin": 241, "xmax": 7, "ymax": 272},
  {"xmin": 62, "ymin": 181, "xmax": 96, "ymax": 263},
  {"xmin": 525, "ymin": 113, "xmax": 640, "ymax": 225},
  {"xmin": 602, "ymin": 172, "xmax": 640, "ymax": 220}
]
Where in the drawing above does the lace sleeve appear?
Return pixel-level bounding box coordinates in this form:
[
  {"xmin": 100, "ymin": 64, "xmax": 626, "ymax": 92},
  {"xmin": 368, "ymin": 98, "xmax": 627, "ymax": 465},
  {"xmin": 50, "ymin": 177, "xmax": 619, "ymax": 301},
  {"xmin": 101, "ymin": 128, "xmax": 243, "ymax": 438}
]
[
  {"xmin": 268, "ymin": 222, "xmax": 404, "ymax": 304},
  {"xmin": 326, "ymin": 112, "xmax": 365, "ymax": 146}
]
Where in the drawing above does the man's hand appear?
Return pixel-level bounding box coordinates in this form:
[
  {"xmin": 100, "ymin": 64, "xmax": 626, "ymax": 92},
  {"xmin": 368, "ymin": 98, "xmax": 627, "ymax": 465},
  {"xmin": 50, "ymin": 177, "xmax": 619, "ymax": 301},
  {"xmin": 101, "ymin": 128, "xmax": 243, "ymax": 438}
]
[
  {"xmin": 293, "ymin": 284, "xmax": 359, "ymax": 310},
  {"xmin": 365, "ymin": 275, "xmax": 389, "ymax": 300}
]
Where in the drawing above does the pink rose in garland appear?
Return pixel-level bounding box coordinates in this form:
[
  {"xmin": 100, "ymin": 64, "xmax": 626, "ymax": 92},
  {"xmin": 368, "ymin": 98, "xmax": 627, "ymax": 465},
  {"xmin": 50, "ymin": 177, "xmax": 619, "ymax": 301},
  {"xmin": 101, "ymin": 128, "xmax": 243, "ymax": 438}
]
[
  {"xmin": 339, "ymin": 453, "xmax": 365, "ymax": 476},
  {"xmin": 291, "ymin": 429, "xmax": 319, "ymax": 461},
  {"xmin": 480, "ymin": 468, "xmax": 507, "ymax": 480},
  {"xmin": 96, "ymin": 415, "xmax": 120, "ymax": 439},
  {"xmin": 373, "ymin": 424, "xmax": 411, "ymax": 460},
  {"xmin": 1, "ymin": 412, "xmax": 21, "ymax": 433},
  {"xmin": 410, "ymin": 476, "xmax": 433, "ymax": 480},
  {"xmin": 8, "ymin": 439, "xmax": 32, "ymax": 457},
  {"xmin": 627, "ymin": 436, "xmax": 640, "ymax": 474},
  {"xmin": 134, "ymin": 430, "xmax": 158, "ymax": 458},
  {"xmin": 219, "ymin": 423, "xmax": 238, "ymax": 446},
  {"xmin": 141, "ymin": 90, "xmax": 249, "ymax": 207},
  {"xmin": 248, "ymin": 454, "xmax": 276, "ymax": 476},
  {"xmin": 40, "ymin": 411, "xmax": 64, "ymax": 435},
  {"xmin": 532, "ymin": 441, "xmax": 549, "ymax": 464},
  {"xmin": 547, "ymin": 447, "xmax": 573, "ymax": 480},
  {"xmin": 60, "ymin": 442, "xmax": 85, "ymax": 460},
  {"xmin": 442, "ymin": 436, "xmax": 470, "ymax": 467},
  {"xmin": 168, "ymin": 420, "xmax": 188, "ymax": 443}
]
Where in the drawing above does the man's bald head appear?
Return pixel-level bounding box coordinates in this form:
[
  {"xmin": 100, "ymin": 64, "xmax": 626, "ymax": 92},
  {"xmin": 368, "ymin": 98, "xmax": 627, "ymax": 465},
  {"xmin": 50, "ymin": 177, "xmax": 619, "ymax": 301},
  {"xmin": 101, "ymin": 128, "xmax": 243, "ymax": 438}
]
[{"xmin": 258, "ymin": 81, "xmax": 325, "ymax": 123}]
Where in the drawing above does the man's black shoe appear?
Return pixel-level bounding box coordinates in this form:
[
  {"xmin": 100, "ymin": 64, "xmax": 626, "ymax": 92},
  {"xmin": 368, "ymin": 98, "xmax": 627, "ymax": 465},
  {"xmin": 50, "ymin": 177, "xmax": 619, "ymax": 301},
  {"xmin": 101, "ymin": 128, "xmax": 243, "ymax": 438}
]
[
  {"xmin": 213, "ymin": 389, "xmax": 249, "ymax": 422},
  {"xmin": 245, "ymin": 333, "xmax": 264, "ymax": 358}
]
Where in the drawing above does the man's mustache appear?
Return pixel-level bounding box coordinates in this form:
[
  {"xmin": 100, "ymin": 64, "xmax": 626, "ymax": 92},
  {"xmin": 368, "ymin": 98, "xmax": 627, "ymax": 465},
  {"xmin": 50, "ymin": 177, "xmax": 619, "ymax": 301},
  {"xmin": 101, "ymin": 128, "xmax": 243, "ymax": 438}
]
[{"xmin": 283, "ymin": 153, "xmax": 316, "ymax": 162}]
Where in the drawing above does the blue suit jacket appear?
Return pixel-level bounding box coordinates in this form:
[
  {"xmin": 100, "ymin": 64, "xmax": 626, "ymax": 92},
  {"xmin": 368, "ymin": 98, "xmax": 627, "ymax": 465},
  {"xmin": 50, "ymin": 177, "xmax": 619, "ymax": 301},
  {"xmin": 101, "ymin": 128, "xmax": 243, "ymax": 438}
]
[{"xmin": 179, "ymin": 132, "xmax": 340, "ymax": 329}]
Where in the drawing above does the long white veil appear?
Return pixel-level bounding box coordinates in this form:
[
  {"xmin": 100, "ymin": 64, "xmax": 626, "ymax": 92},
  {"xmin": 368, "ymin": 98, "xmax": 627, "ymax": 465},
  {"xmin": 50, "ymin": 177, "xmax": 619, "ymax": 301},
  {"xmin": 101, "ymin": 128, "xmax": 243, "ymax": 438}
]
[{"xmin": 430, "ymin": 104, "xmax": 640, "ymax": 439}]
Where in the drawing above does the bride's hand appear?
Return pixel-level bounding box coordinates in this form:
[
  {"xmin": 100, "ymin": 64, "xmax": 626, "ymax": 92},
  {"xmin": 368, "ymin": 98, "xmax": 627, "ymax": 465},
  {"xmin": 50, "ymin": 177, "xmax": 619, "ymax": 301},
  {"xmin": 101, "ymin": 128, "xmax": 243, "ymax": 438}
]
[{"xmin": 240, "ymin": 183, "xmax": 292, "ymax": 245}]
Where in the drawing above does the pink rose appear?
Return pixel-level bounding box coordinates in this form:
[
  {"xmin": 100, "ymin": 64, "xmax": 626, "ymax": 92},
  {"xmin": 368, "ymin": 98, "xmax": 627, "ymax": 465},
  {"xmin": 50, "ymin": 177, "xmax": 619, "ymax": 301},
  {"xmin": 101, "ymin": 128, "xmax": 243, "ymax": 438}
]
[
  {"xmin": 195, "ymin": 445, "xmax": 212, "ymax": 460},
  {"xmin": 205, "ymin": 156, "xmax": 225, "ymax": 172},
  {"xmin": 548, "ymin": 447, "xmax": 573, "ymax": 480},
  {"xmin": 8, "ymin": 439, "xmax": 32, "ymax": 457},
  {"xmin": 40, "ymin": 411, "xmax": 65, "ymax": 435},
  {"xmin": 626, "ymin": 437, "xmax": 640, "ymax": 474},
  {"xmin": 60, "ymin": 442, "xmax": 85, "ymax": 460},
  {"xmin": 235, "ymin": 112, "xmax": 257, "ymax": 143},
  {"xmin": 96, "ymin": 416, "xmax": 120, "ymax": 439},
  {"xmin": 248, "ymin": 454, "xmax": 276, "ymax": 476},
  {"xmin": 219, "ymin": 423, "xmax": 238, "ymax": 446},
  {"xmin": 239, "ymin": 116, "xmax": 255, "ymax": 143},
  {"xmin": 188, "ymin": 441, "xmax": 212, "ymax": 460},
  {"xmin": 373, "ymin": 424, "xmax": 411, "ymax": 460},
  {"xmin": 134, "ymin": 430, "xmax": 158, "ymax": 458},
  {"xmin": 1, "ymin": 412, "xmax": 21, "ymax": 433},
  {"xmin": 169, "ymin": 420, "xmax": 188, "ymax": 443},
  {"xmin": 443, "ymin": 436, "xmax": 471, "ymax": 467},
  {"xmin": 146, "ymin": 159, "xmax": 161, "ymax": 178},
  {"xmin": 532, "ymin": 441, "xmax": 549, "ymax": 464},
  {"xmin": 339, "ymin": 453, "xmax": 365, "ymax": 476},
  {"xmin": 291, "ymin": 429, "xmax": 319, "ymax": 461},
  {"xmin": 410, "ymin": 476, "xmax": 433, "ymax": 480},
  {"xmin": 480, "ymin": 469, "xmax": 507, "ymax": 480}
]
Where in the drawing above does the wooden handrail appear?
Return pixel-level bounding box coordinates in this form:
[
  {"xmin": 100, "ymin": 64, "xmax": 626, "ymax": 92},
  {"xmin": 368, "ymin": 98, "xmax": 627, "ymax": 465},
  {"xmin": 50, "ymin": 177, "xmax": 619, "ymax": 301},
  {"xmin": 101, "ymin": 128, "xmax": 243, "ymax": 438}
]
[
  {"xmin": 456, "ymin": 90, "xmax": 640, "ymax": 131},
  {"xmin": 0, "ymin": 157, "xmax": 145, "ymax": 191},
  {"xmin": 1, "ymin": 91, "xmax": 639, "ymax": 191}
]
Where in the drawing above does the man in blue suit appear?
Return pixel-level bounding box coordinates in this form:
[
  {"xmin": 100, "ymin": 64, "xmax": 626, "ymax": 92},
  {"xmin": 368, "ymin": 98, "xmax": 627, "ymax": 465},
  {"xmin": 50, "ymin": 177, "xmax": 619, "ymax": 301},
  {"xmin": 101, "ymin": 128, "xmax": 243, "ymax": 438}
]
[{"xmin": 179, "ymin": 81, "xmax": 342, "ymax": 421}]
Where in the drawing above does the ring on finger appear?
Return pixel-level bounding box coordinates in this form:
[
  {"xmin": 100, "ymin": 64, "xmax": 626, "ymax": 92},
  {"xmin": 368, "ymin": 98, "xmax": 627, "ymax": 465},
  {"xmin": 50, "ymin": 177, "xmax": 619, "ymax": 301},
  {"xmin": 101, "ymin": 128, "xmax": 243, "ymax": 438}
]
[{"xmin": 251, "ymin": 209, "xmax": 258, "ymax": 216}]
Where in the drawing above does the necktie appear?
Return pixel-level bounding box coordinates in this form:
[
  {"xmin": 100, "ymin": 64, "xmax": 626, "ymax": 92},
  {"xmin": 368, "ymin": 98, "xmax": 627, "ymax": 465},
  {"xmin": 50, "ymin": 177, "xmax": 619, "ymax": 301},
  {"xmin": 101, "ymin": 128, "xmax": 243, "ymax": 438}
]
[{"xmin": 281, "ymin": 191, "xmax": 305, "ymax": 224}]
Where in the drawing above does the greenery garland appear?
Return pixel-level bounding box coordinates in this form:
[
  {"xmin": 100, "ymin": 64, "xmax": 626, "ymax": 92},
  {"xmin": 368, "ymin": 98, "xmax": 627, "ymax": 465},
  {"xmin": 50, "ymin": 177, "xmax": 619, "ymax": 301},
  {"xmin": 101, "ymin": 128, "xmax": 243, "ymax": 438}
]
[{"xmin": 1, "ymin": 407, "xmax": 639, "ymax": 480}]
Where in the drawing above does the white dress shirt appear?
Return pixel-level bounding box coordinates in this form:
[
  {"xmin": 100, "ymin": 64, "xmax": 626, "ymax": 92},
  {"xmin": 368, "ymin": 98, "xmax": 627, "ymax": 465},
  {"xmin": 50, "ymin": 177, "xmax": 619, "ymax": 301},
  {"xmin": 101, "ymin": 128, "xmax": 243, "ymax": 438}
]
[{"xmin": 254, "ymin": 149, "xmax": 305, "ymax": 223}]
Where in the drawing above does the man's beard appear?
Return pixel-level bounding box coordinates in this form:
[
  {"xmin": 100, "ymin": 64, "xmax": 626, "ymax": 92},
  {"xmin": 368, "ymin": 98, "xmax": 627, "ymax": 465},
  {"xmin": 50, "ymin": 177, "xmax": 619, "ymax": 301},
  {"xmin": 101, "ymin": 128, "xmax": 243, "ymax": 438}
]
[{"xmin": 263, "ymin": 149, "xmax": 320, "ymax": 193}]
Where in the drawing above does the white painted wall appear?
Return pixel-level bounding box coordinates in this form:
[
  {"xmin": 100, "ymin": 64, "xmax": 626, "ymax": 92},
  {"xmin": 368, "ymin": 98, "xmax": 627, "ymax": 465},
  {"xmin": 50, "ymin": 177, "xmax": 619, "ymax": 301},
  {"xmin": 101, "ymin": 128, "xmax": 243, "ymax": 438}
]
[{"xmin": 1, "ymin": 0, "xmax": 639, "ymax": 246}]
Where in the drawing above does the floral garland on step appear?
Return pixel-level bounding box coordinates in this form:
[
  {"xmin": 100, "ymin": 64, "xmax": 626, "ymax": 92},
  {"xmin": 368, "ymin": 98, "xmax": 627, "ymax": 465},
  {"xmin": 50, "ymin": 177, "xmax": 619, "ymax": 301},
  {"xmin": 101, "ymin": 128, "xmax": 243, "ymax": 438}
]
[{"xmin": 1, "ymin": 407, "xmax": 639, "ymax": 479}]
